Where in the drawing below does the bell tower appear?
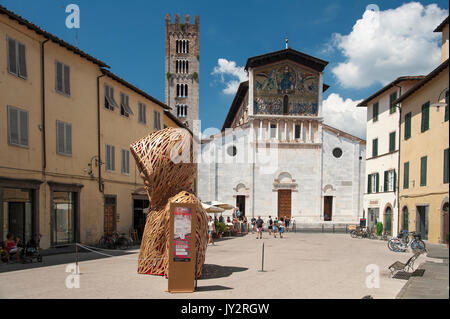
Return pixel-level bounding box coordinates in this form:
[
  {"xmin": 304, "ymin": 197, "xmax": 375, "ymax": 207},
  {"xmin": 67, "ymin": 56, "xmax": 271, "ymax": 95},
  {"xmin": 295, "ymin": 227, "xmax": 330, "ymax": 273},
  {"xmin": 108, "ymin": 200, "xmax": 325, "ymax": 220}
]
[{"xmin": 165, "ymin": 14, "xmax": 200, "ymax": 129}]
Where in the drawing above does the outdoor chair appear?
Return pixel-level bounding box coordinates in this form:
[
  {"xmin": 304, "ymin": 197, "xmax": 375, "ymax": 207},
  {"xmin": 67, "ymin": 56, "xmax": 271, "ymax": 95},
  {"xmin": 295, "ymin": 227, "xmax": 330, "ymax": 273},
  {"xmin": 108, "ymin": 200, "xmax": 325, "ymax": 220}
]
[{"xmin": 388, "ymin": 251, "xmax": 424, "ymax": 277}]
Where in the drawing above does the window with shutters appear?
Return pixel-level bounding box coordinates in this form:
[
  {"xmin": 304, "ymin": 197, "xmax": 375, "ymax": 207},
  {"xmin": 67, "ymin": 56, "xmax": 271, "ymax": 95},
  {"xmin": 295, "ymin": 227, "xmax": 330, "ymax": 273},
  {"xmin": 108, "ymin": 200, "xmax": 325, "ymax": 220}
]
[
  {"xmin": 389, "ymin": 131, "xmax": 396, "ymax": 152},
  {"xmin": 105, "ymin": 144, "xmax": 115, "ymax": 172},
  {"xmin": 368, "ymin": 173, "xmax": 379, "ymax": 194},
  {"xmin": 104, "ymin": 84, "xmax": 118, "ymax": 110},
  {"xmin": 55, "ymin": 61, "xmax": 70, "ymax": 96},
  {"xmin": 372, "ymin": 138, "xmax": 378, "ymax": 157},
  {"xmin": 154, "ymin": 111, "xmax": 161, "ymax": 130},
  {"xmin": 120, "ymin": 92, "xmax": 134, "ymax": 117},
  {"xmin": 444, "ymin": 148, "xmax": 449, "ymax": 184},
  {"xmin": 389, "ymin": 92, "xmax": 397, "ymax": 114},
  {"xmin": 7, "ymin": 106, "xmax": 28, "ymax": 147},
  {"xmin": 403, "ymin": 162, "xmax": 410, "ymax": 189},
  {"xmin": 56, "ymin": 120, "xmax": 72, "ymax": 156},
  {"xmin": 404, "ymin": 112, "xmax": 412, "ymax": 140},
  {"xmin": 420, "ymin": 156, "xmax": 427, "ymax": 186},
  {"xmin": 384, "ymin": 169, "xmax": 396, "ymax": 192},
  {"xmin": 121, "ymin": 149, "xmax": 130, "ymax": 175},
  {"xmin": 373, "ymin": 102, "xmax": 379, "ymax": 122},
  {"xmin": 138, "ymin": 103, "xmax": 146, "ymax": 124},
  {"xmin": 7, "ymin": 37, "xmax": 27, "ymax": 79},
  {"xmin": 421, "ymin": 102, "xmax": 430, "ymax": 132}
]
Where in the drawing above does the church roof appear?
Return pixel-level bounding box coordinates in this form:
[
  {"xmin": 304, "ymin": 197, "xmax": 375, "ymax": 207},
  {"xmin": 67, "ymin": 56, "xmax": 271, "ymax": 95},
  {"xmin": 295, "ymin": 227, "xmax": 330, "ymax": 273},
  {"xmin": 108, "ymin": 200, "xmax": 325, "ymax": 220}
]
[
  {"xmin": 245, "ymin": 48, "xmax": 328, "ymax": 72},
  {"xmin": 222, "ymin": 81, "xmax": 249, "ymax": 131}
]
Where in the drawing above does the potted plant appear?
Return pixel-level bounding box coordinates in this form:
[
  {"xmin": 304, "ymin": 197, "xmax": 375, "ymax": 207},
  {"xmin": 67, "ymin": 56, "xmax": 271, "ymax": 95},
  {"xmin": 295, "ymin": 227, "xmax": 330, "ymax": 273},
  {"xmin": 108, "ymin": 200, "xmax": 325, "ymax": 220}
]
[
  {"xmin": 376, "ymin": 222, "xmax": 383, "ymax": 238},
  {"xmin": 215, "ymin": 221, "xmax": 226, "ymax": 238}
]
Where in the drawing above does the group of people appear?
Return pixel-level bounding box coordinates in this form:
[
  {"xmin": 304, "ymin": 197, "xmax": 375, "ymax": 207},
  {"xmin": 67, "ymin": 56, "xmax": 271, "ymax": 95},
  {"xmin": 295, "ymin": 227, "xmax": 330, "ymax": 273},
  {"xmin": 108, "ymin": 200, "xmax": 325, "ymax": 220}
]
[{"xmin": 1, "ymin": 233, "xmax": 22, "ymax": 263}]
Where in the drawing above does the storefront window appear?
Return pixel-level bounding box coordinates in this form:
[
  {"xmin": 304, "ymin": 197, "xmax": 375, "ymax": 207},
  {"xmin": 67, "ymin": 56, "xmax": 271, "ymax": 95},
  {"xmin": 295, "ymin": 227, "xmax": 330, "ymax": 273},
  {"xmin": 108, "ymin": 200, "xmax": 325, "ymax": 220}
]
[
  {"xmin": 52, "ymin": 191, "xmax": 75, "ymax": 245},
  {"xmin": 2, "ymin": 188, "xmax": 33, "ymax": 243}
]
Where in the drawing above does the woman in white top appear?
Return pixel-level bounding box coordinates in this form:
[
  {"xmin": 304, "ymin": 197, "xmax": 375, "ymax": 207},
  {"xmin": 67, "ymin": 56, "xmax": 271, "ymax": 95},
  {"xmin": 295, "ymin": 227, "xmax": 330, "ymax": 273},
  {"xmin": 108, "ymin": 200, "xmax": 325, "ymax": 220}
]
[{"xmin": 208, "ymin": 216, "xmax": 216, "ymax": 245}]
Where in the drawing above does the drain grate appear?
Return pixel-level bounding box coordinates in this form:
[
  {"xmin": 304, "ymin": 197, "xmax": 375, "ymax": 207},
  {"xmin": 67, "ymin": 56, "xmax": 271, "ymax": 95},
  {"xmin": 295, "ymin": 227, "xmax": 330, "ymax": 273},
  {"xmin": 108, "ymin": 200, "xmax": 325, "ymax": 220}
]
[
  {"xmin": 393, "ymin": 271, "xmax": 412, "ymax": 280},
  {"xmin": 411, "ymin": 269, "xmax": 425, "ymax": 277}
]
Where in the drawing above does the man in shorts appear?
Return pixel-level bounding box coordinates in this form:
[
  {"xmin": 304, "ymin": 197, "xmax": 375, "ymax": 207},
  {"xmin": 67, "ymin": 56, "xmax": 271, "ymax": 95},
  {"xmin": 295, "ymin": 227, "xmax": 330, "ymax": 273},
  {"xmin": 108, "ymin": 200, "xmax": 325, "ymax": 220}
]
[
  {"xmin": 255, "ymin": 216, "xmax": 264, "ymax": 239},
  {"xmin": 268, "ymin": 216, "xmax": 273, "ymax": 235}
]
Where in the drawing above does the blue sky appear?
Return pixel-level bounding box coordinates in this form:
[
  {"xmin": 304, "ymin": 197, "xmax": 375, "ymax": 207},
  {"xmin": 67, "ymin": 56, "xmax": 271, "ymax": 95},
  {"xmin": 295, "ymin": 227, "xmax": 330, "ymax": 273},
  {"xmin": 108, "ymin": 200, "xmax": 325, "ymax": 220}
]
[{"xmin": 1, "ymin": 0, "xmax": 448, "ymax": 138}]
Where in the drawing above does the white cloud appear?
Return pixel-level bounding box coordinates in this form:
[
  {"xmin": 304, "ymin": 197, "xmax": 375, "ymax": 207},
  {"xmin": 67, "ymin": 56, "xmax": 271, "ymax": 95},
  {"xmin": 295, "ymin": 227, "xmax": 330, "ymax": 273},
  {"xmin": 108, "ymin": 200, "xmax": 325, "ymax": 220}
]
[
  {"xmin": 211, "ymin": 58, "xmax": 248, "ymax": 95},
  {"xmin": 322, "ymin": 93, "xmax": 366, "ymax": 139},
  {"xmin": 331, "ymin": 2, "xmax": 448, "ymax": 88}
]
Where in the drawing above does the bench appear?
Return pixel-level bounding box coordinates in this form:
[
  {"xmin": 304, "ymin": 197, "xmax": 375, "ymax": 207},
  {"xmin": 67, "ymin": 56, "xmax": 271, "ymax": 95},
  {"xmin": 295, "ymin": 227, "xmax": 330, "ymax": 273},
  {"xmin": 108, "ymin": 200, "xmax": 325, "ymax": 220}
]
[{"xmin": 388, "ymin": 251, "xmax": 423, "ymax": 277}]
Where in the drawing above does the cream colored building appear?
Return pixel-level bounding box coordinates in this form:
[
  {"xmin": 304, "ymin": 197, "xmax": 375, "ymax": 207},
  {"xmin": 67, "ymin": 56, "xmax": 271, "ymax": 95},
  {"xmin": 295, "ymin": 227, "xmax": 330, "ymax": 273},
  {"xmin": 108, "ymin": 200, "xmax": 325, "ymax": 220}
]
[
  {"xmin": 395, "ymin": 16, "xmax": 449, "ymax": 244},
  {"xmin": 357, "ymin": 76, "xmax": 424, "ymax": 237},
  {"xmin": 0, "ymin": 6, "xmax": 184, "ymax": 249}
]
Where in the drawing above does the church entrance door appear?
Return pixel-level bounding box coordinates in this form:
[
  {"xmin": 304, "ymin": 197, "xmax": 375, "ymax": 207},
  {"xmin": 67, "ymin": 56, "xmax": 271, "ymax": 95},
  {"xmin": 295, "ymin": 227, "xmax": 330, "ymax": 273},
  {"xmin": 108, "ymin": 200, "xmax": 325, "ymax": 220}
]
[
  {"xmin": 324, "ymin": 196, "xmax": 333, "ymax": 221},
  {"xmin": 236, "ymin": 195, "xmax": 246, "ymax": 218},
  {"xmin": 277, "ymin": 190, "xmax": 291, "ymax": 219}
]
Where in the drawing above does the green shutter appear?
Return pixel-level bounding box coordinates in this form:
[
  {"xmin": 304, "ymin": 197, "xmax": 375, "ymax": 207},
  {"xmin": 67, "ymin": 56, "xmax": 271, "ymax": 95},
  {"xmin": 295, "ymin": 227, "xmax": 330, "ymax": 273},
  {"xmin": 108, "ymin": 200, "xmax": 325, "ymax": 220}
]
[
  {"xmin": 393, "ymin": 170, "xmax": 397, "ymax": 191},
  {"xmin": 405, "ymin": 112, "xmax": 412, "ymax": 140},
  {"xmin": 372, "ymin": 139, "xmax": 378, "ymax": 157},
  {"xmin": 444, "ymin": 148, "xmax": 449, "ymax": 184},
  {"xmin": 420, "ymin": 156, "xmax": 427, "ymax": 186},
  {"xmin": 384, "ymin": 171, "xmax": 389, "ymax": 192},
  {"xmin": 389, "ymin": 132, "xmax": 396, "ymax": 152},
  {"xmin": 376, "ymin": 173, "xmax": 380, "ymax": 193},
  {"xmin": 421, "ymin": 102, "xmax": 430, "ymax": 132},
  {"xmin": 403, "ymin": 162, "xmax": 409, "ymax": 189},
  {"xmin": 390, "ymin": 92, "xmax": 397, "ymax": 114},
  {"xmin": 373, "ymin": 102, "xmax": 379, "ymax": 122},
  {"xmin": 368, "ymin": 175, "xmax": 372, "ymax": 193}
]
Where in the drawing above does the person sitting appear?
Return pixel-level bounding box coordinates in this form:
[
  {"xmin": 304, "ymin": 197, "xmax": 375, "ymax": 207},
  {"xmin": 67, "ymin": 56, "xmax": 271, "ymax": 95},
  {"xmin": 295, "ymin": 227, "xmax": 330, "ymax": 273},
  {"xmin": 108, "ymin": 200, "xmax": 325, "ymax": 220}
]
[{"xmin": 4, "ymin": 232, "xmax": 22, "ymax": 263}]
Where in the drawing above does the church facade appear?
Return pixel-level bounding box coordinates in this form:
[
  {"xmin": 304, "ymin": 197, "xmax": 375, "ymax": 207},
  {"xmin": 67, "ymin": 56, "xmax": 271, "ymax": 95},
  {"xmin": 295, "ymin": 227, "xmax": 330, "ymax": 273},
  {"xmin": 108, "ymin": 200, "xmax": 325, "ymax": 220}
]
[{"xmin": 198, "ymin": 48, "xmax": 366, "ymax": 224}]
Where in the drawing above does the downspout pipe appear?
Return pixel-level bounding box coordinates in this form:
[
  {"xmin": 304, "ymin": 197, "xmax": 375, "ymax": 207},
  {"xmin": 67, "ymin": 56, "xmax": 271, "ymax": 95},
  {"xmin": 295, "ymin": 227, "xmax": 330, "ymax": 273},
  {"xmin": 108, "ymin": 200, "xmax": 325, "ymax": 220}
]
[
  {"xmin": 41, "ymin": 38, "xmax": 49, "ymax": 172},
  {"xmin": 393, "ymin": 84, "xmax": 402, "ymax": 234},
  {"xmin": 97, "ymin": 74, "xmax": 106, "ymax": 193}
]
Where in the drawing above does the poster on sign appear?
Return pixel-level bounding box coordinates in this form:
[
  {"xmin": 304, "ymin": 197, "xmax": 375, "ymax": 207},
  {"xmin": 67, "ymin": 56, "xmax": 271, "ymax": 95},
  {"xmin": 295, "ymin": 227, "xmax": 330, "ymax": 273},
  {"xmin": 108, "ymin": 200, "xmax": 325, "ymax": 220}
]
[{"xmin": 173, "ymin": 206, "xmax": 192, "ymax": 262}]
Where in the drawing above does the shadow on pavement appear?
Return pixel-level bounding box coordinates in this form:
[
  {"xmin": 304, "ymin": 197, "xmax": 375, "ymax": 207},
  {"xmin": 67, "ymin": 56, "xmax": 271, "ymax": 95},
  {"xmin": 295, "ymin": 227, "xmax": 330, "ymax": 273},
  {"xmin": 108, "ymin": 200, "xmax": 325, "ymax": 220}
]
[
  {"xmin": 195, "ymin": 285, "xmax": 233, "ymax": 292},
  {"xmin": 200, "ymin": 264, "xmax": 248, "ymax": 279},
  {"xmin": 0, "ymin": 246, "xmax": 138, "ymax": 273}
]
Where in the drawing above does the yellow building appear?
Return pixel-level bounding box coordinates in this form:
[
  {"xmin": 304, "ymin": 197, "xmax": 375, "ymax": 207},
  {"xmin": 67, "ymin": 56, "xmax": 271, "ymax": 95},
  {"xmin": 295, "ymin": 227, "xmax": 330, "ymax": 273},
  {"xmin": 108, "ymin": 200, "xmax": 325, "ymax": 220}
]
[
  {"xmin": 396, "ymin": 16, "xmax": 449, "ymax": 244},
  {"xmin": 0, "ymin": 6, "xmax": 184, "ymax": 249}
]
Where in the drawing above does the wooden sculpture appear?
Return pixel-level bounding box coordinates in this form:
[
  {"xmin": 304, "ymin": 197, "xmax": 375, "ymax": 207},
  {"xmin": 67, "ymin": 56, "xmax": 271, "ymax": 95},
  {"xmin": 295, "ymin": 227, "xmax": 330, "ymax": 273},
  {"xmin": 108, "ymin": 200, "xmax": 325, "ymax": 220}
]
[{"xmin": 130, "ymin": 128, "xmax": 208, "ymax": 278}]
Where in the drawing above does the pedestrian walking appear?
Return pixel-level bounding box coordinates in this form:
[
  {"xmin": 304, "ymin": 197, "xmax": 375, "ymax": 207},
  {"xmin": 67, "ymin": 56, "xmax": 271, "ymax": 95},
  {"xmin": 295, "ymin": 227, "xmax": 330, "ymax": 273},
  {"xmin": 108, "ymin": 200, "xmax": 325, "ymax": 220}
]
[
  {"xmin": 268, "ymin": 216, "xmax": 273, "ymax": 235},
  {"xmin": 273, "ymin": 217, "xmax": 279, "ymax": 238},
  {"xmin": 285, "ymin": 216, "xmax": 290, "ymax": 232},
  {"xmin": 251, "ymin": 217, "xmax": 256, "ymax": 234},
  {"xmin": 291, "ymin": 216, "xmax": 296, "ymax": 232},
  {"xmin": 208, "ymin": 216, "xmax": 216, "ymax": 245},
  {"xmin": 255, "ymin": 216, "xmax": 264, "ymax": 239},
  {"xmin": 279, "ymin": 217, "xmax": 285, "ymax": 238}
]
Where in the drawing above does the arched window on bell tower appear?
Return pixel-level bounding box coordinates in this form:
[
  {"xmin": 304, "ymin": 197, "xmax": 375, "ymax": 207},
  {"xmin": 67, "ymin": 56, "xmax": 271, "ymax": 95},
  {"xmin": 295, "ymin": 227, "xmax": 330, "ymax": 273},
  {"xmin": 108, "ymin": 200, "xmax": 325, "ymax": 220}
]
[{"xmin": 283, "ymin": 95, "xmax": 289, "ymax": 114}]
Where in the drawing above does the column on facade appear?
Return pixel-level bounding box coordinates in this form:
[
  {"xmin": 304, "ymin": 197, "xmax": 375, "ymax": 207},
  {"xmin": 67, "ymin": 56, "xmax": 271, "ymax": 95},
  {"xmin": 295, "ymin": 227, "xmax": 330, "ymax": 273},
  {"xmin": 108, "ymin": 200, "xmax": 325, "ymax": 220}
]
[
  {"xmin": 266, "ymin": 120, "xmax": 270, "ymax": 142},
  {"xmin": 284, "ymin": 121, "xmax": 288, "ymax": 142},
  {"xmin": 259, "ymin": 119, "xmax": 263, "ymax": 141}
]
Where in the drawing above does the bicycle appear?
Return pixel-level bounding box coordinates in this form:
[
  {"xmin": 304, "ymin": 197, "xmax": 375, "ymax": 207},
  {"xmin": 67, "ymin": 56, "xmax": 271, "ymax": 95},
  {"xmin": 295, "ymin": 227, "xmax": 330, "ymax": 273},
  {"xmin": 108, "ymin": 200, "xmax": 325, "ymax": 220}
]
[
  {"xmin": 350, "ymin": 226, "xmax": 376, "ymax": 239},
  {"xmin": 98, "ymin": 231, "xmax": 130, "ymax": 250},
  {"xmin": 388, "ymin": 231, "xmax": 426, "ymax": 252}
]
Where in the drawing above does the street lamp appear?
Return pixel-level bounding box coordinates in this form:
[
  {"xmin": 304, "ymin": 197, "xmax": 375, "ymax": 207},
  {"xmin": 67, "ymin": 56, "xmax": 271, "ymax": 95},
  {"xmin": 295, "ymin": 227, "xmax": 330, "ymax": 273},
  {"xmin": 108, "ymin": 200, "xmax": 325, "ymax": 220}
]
[{"xmin": 430, "ymin": 87, "xmax": 449, "ymax": 110}]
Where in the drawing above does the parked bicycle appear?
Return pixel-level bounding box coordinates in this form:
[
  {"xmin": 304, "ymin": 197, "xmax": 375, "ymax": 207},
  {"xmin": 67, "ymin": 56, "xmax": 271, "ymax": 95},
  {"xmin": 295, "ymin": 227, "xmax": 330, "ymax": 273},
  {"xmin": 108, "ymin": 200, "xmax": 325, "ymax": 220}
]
[
  {"xmin": 98, "ymin": 231, "xmax": 130, "ymax": 250},
  {"xmin": 350, "ymin": 226, "xmax": 376, "ymax": 239},
  {"xmin": 388, "ymin": 230, "xmax": 426, "ymax": 252}
]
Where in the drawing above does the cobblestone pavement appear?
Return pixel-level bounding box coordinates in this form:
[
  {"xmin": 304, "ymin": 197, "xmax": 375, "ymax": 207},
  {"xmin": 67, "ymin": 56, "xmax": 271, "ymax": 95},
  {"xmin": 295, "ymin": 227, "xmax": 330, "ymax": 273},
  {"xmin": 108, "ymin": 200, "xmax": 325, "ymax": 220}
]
[{"xmin": 0, "ymin": 232, "xmax": 424, "ymax": 299}]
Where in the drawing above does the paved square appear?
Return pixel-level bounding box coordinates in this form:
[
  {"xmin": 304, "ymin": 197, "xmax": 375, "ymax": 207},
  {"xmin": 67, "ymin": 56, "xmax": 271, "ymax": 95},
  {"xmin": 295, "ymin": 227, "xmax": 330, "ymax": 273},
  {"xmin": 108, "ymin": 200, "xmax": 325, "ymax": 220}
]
[{"xmin": 0, "ymin": 232, "xmax": 426, "ymax": 299}]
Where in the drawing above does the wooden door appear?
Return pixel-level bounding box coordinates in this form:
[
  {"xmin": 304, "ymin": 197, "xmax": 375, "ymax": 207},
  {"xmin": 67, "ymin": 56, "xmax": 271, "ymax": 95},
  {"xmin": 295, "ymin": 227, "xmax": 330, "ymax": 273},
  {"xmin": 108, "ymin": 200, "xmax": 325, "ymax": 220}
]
[
  {"xmin": 236, "ymin": 195, "xmax": 246, "ymax": 218},
  {"xmin": 104, "ymin": 204, "xmax": 115, "ymax": 236},
  {"xmin": 324, "ymin": 196, "xmax": 333, "ymax": 221},
  {"xmin": 277, "ymin": 190, "xmax": 291, "ymax": 219}
]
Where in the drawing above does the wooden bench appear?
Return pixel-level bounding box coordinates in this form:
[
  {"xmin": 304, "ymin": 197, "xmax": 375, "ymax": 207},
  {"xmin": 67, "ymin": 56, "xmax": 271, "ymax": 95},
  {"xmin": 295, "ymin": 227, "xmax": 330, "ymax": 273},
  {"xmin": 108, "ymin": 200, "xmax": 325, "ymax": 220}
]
[{"xmin": 388, "ymin": 251, "xmax": 423, "ymax": 277}]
